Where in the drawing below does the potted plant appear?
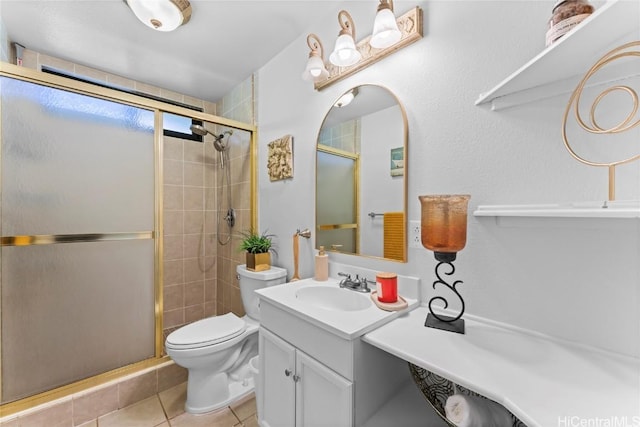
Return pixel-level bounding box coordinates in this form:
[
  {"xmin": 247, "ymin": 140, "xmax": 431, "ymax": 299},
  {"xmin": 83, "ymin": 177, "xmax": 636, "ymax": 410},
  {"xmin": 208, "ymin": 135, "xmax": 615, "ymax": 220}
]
[{"xmin": 239, "ymin": 229, "xmax": 276, "ymax": 272}]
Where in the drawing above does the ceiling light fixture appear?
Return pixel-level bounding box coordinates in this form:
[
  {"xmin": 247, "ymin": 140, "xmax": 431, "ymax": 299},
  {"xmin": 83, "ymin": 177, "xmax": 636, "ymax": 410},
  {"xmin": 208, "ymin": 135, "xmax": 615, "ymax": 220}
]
[
  {"xmin": 329, "ymin": 11, "xmax": 362, "ymax": 67},
  {"xmin": 334, "ymin": 88, "xmax": 359, "ymax": 108},
  {"xmin": 302, "ymin": 34, "xmax": 330, "ymax": 82},
  {"xmin": 370, "ymin": 0, "xmax": 402, "ymax": 49},
  {"xmin": 126, "ymin": 0, "xmax": 192, "ymax": 32}
]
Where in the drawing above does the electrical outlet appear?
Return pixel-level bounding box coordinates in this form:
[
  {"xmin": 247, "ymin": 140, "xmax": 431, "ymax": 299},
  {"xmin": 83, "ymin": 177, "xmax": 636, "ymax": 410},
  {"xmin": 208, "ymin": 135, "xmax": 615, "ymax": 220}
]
[{"xmin": 409, "ymin": 220, "xmax": 421, "ymax": 249}]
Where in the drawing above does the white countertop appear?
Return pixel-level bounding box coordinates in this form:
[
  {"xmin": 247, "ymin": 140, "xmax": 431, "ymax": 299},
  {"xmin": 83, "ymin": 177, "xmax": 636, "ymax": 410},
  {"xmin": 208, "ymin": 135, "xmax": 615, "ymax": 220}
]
[
  {"xmin": 256, "ymin": 278, "xmax": 419, "ymax": 340},
  {"xmin": 363, "ymin": 306, "xmax": 640, "ymax": 427}
]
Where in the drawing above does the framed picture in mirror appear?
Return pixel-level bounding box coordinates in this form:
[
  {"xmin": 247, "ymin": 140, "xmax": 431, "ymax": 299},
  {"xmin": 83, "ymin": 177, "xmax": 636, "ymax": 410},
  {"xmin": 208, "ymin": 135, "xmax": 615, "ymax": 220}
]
[{"xmin": 390, "ymin": 147, "xmax": 404, "ymax": 177}]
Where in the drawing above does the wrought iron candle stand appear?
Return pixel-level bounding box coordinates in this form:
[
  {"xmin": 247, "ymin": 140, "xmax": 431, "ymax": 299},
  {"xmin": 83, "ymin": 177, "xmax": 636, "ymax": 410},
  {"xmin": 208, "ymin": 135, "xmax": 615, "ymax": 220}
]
[{"xmin": 419, "ymin": 195, "xmax": 470, "ymax": 335}]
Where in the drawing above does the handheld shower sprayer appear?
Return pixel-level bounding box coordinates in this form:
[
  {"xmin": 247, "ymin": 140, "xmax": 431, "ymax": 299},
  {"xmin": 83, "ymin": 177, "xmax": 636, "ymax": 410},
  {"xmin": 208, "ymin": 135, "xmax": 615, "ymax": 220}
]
[
  {"xmin": 189, "ymin": 124, "xmax": 233, "ymax": 168},
  {"xmin": 188, "ymin": 123, "xmax": 237, "ymax": 245}
]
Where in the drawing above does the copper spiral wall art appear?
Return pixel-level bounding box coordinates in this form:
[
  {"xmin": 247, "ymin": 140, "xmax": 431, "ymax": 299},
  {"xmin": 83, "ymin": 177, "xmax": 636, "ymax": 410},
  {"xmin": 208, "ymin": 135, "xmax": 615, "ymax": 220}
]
[{"xmin": 562, "ymin": 41, "xmax": 640, "ymax": 201}]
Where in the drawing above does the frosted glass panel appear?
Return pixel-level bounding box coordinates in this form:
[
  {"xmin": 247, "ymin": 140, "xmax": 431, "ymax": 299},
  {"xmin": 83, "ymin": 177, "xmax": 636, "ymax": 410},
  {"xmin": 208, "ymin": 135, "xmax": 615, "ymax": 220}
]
[
  {"xmin": 316, "ymin": 228, "xmax": 356, "ymax": 254},
  {"xmin": 316, "ymin": 151, "xmax": 357, "ymax": 253},
  {"xmin": 0, "ymin": 77, "xmax": 154, "ymax": 235},
  {"xmin": 1, "ymin": 240, "xmax": 155, "ymax": 403},
  {"xmin": 0, "ymin": 77, "xmax": 157, "ymax": 405}
]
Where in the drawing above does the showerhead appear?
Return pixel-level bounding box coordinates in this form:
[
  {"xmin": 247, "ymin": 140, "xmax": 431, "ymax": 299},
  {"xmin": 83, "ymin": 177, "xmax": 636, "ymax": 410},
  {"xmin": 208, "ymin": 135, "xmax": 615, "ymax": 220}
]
[
  {"xmin": 189, "ymin": 124, "xmax": 233, "ymax": 152},
  {"xmin": 189, "ymin": 124, "xmax": 209, "ymax": 137}
]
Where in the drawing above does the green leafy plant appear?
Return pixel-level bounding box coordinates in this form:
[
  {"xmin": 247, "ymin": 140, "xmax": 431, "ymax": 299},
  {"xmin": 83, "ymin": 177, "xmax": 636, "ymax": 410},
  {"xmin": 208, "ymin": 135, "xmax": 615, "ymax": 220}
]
[{"xmin": 238, "ymin": 229, "xmax": 276, "ymax": 254}]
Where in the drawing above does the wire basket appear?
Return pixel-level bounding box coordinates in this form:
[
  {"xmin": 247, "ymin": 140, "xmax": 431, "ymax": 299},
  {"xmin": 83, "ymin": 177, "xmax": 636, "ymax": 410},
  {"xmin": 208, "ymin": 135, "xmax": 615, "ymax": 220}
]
[{"xmin": 408, "ymin": 363, "xmax": 527, "ymax": 427}]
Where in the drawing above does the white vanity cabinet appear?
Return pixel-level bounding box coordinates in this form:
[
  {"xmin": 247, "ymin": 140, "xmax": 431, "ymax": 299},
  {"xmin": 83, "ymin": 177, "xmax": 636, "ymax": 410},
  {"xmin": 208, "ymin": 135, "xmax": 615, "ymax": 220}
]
[
  {"xmin": 259, "ymin": 327, "xmax": 353, "ymax": 427},
  {"xmin": 256, "ymin": 292, "xmax": 412, "ymax": 427}
]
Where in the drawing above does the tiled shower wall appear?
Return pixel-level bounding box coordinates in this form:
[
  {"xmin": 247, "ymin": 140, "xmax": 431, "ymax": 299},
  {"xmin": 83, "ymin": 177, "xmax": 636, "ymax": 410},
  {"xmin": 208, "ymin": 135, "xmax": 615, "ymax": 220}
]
[
  {"xmin": 318, "ymin": 119, "xmax": 361, "ymax": 154},
  {"xmin": 162, "ymin": 134, "xmax": 219, "ymax": 337},
  {"xmin": 214, "ymin": 77, "xmax": 255, "ymax": 317}
]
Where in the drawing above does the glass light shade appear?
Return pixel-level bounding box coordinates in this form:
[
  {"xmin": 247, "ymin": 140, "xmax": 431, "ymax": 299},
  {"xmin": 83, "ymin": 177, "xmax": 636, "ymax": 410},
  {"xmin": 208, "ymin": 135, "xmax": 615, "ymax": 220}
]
[
  {"xmin": 419, "ymin": 195, "xmax": 470, "ymax": 259},
  {"xmin": 334, "ymin": 90, "xmax": 355, "ymax": 108},
  {"xmin": 302, "ymin": 55, "xmax": 329, "ymax": 82},
  {"xmin": 127, "ymin": 0, "xmax": 185, "ymax": 32},
  {"xmin": 329, "ymin": 34, "xmax": 362, "ymax": 67},
  {"xmin": 370, "ymin": 8, "xmax": 402, "ymax": 49}
]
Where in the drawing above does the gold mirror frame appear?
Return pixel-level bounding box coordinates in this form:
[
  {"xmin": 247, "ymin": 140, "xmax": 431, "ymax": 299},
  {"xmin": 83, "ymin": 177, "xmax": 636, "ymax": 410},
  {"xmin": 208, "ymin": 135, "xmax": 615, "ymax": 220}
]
[{"xmin": 315, "ymin": 84, "xmax": 408, "ymax": 262}]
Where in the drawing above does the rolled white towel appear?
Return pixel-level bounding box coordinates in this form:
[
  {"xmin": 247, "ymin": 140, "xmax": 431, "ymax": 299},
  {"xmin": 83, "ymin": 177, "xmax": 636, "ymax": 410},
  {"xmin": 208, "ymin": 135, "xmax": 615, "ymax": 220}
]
[{"xmin": 444, "ymin": 394, "xmax": 513, "ymax": 427}]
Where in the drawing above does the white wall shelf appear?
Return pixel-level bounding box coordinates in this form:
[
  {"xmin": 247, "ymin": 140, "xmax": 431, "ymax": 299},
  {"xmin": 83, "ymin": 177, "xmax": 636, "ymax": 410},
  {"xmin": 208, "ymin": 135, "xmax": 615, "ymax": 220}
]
[
  {"xmin": 364, "ymin": 306, "xmax": 640, "ymax": 427},
  {"xmin": 476, "ymin": 0, "xmax": 640, "ymax": 111},
  {"xmin": 473, "ymin": 200, "xmax": 640, "ymax": 218}
]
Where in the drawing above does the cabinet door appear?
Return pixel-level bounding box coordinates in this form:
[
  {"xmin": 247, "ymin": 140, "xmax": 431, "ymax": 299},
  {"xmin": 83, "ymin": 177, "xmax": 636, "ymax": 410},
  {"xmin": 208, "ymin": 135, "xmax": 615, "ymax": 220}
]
[
  {"xmin": 295, "ymin": 351, "xmax": 353, "ymax": 427},
  {"xmin": 259, "ymin": 328, "xmax": 296, "ymax": 427}
]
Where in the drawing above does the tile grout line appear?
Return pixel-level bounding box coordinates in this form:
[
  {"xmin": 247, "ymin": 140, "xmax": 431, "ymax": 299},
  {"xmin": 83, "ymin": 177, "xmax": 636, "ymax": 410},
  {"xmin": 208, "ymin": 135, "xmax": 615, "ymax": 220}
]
[
  {"xmin": 229, "ymin": 406, "xmax": 243, "ymax": 425},
  {"xmin": 156, "ymin": 392, "xmax": 171, "ymax": 425}
]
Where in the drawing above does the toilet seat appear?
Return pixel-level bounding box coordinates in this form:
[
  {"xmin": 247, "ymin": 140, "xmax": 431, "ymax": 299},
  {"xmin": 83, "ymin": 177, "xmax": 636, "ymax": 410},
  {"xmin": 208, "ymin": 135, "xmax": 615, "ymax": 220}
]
[{"xmin": 166, "ymin": 313, "xmax": 246, "ymax": 350}]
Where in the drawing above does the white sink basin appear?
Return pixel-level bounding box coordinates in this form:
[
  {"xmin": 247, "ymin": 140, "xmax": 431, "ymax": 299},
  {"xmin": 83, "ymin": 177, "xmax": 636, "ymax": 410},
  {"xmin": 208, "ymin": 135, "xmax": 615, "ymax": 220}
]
[{"xmin": 295, "ymin": 286, "xmax": 372, "ymax": 312}]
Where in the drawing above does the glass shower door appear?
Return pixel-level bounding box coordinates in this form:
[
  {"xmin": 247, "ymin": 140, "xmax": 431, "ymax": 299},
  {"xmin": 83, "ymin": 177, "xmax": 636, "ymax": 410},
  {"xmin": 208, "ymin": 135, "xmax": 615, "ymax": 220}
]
[
  {"xmin": 0, "ymin": 76, "xmax": 156, "ymax": 403},
  {"xmin": 316, "ymin": 148, "xmax": 359, "ymax": 254}
]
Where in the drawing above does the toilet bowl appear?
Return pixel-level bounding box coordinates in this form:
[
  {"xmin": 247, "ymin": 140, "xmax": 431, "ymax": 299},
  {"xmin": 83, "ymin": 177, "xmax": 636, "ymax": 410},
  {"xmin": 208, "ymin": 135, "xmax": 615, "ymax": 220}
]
[{"xmin": 165, "ymin": 265, "xmax": 286, "ymax": 414}]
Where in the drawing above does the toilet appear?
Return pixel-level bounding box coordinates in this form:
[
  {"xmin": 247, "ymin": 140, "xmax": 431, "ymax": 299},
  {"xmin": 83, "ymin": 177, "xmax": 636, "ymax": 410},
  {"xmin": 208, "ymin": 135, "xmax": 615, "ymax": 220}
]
[{"xmin": 165, "ymin": 264, "xmax": 287, "ymax": 414}]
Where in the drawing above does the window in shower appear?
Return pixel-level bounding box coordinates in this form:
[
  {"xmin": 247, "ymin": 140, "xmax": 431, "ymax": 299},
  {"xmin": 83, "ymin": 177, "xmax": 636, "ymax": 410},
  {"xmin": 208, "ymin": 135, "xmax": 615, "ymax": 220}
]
[
  {"xmin": 41, "ymin": 66, "xmax": 204, "ymax": 142},
  {"xmin": 0, "ymin": 76, "xmax": 156, "ymax": 404}
]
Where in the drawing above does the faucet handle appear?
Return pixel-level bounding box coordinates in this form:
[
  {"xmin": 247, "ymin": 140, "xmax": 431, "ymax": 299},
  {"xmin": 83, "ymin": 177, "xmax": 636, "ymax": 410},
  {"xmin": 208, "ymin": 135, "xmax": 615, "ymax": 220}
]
[
  {"xmin": 361, "ymin": 277, "xmax": 374, "ymax": 292},
  {"xmin": 338, "ymin": 272, "xmax": 351, "ymax": 279}
]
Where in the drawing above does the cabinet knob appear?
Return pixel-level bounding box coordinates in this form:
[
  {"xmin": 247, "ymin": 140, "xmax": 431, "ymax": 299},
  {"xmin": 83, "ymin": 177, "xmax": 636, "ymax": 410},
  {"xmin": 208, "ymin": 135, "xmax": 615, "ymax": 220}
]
[
  {"xmin": 284, "ymin": 369, "xmax": 292, "ymax": 377},
  {"xmin": 293, "ymin": 374, "xmax": 300, "ymax": 383}
]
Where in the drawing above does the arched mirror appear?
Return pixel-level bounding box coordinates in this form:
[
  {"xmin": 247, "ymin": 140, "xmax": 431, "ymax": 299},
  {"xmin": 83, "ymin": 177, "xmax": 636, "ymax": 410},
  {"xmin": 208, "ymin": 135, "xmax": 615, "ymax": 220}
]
[{"xmin": 315, "ymin": 85, "xmax": 407, "ymax": 262}]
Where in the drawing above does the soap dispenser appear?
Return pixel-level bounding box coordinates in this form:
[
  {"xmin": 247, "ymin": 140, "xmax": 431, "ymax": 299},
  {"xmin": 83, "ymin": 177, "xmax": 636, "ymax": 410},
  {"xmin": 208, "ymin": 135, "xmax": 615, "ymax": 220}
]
[{"xmin": 315, "ymin": 246, "xmax": 328, "ymax": 281}]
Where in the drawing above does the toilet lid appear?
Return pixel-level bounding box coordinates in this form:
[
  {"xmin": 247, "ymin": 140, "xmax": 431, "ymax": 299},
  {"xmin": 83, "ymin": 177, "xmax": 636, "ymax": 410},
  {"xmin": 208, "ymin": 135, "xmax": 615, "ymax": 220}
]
[{"xmin": 166, "ymin": 313, "xmax": 246, "ymax": 349}]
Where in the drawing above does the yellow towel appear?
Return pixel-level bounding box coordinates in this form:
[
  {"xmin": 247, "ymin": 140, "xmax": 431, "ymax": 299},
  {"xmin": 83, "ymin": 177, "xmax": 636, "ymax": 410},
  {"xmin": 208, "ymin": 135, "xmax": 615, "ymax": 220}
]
[{"xmin": 383, "ymin": 212, "xmax": 405, "ymax": 261}]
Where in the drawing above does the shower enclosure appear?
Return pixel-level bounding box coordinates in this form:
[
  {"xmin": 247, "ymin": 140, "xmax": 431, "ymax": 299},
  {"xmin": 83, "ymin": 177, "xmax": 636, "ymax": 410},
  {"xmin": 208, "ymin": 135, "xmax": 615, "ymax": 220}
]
[{"xmin": 0, "ymin": 64, "xmax": 256, "ymax": 412}]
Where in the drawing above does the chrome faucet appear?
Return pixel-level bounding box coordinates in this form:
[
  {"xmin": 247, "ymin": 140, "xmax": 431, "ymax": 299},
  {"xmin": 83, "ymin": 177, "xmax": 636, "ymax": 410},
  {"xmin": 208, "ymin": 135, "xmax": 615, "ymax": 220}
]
[{"xmin": 338, "ymin": 272, "xmax": 372, "ymax": 293}]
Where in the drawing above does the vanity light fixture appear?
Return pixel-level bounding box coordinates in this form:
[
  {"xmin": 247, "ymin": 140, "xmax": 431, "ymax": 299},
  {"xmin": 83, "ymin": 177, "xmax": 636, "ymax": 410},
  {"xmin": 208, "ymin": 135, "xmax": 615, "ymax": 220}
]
[
  {"xmin": 302, "ymin": 34, "xmax": 330, "ymax": 82},
  {"xmin": 419, "ymin": 195, "xmax": 471, "ymax": 334},
  {"xmin": 329, "ymin": 11, "xmax": 362, "ymax": 67},
  {"xmin": 370, "ymin": 0, "xmax": 402, "ymax": 49},
  {"xmin": 302, "ymin": 6, "xmax": 422, "ymax": 91},
  {"xmin": 126, "ymin": 0, "xmax": 191, "ymax": 32}
]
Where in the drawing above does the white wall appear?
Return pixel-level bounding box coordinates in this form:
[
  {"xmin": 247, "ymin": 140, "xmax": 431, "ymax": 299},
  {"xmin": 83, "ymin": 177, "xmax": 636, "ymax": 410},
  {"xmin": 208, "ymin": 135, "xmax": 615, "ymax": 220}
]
[
  {"xmin": 360, "ymin": 105, "xmax": 404, "ymax": 257},
  {"xmin": 256, "ymin": 1, "xmax": 639, "ymax": 357}
]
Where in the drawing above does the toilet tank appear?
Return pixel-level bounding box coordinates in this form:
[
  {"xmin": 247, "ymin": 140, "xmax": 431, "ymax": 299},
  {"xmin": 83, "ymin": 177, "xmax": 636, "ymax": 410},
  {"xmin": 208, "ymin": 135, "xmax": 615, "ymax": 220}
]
[{"xmin": 237, "ymin": 264, "xmax": 287, "ymax": 321}]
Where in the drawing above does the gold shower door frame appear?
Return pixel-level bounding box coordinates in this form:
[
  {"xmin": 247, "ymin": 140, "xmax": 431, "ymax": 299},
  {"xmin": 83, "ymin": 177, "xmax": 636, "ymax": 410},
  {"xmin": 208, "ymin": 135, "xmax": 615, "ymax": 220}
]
[{"xmin": 0, "ymin": 62, "xmax": 257, "ymax": 415}]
